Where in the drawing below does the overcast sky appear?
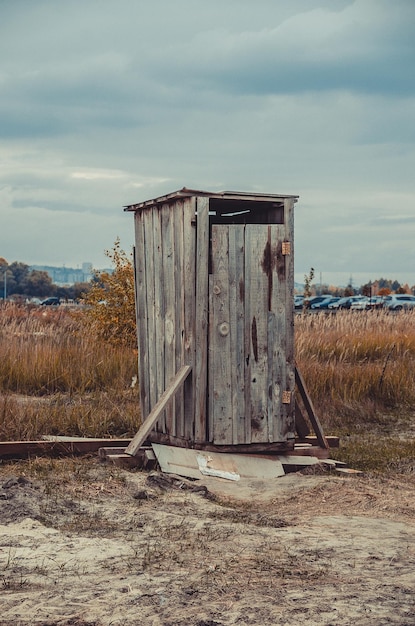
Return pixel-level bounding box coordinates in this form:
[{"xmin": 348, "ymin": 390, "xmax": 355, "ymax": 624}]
[{"xmin": 1, "ymin": 0, "xmax": 414, "ymax": 287}]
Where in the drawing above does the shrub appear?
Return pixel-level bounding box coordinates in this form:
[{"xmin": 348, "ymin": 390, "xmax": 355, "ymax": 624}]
[{"xmin": 81, "ymin": 239, "xmax": 137, "ymax": 348}]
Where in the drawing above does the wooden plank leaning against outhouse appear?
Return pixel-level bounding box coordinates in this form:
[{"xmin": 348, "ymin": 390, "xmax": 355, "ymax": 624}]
[
  {"xmin": 194, "ymin": 196, "xmax": 210, "ymax": 443},
  {"xmin": 125, "ymin": 365, "xmax": 192, "ymax": 456},
  {"xmin": 295, "ymin": 366, "xmax": 329, "ymax": 449},
  {"xmin": 134, "ymin": 210, "xmax": 150, "ymax": 422}
]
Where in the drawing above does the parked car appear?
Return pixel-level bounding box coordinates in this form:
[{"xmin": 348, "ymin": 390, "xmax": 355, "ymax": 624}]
[
  {"xmin": 329, "ymin": 296, "xmax": 364, "ymax": 310},
  {"xmin": 26, "ymin": 297, "xmax": 42, "ymax": 305},
  {"xmin": 350, "ymin": 296, "xmax": 370, "ymax": 310},
  {"xmin": 304, "ymin": 295, "xmax": 333, "ymax": 309},
  {"xmin": 40, "ymin": 297, "xmax": 60, "ymax": 306},
  {"xmin": 294, "ymin": 295, "xmax": 304, "ymax": 310},
  {"xmin": 366, "ymin": 296, "xmax": 386, "ymax": 310},
  {"xmin": 383, "ymin": 294, "xmax": 415, "ymax": 310},
  {"xmin": 311, "ymin": 296, "xmax": 340, "ymax": 310}
]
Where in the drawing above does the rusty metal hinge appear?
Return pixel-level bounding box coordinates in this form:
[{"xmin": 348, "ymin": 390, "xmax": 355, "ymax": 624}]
[{"xmin": 282, "ymin": 390, "xmax": 292, "ymax": 404}]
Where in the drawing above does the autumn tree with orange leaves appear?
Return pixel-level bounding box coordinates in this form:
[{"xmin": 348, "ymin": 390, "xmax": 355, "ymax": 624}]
[{"xmin": 82, "ymin": 239, "xmax": 137, "ymax": 347}]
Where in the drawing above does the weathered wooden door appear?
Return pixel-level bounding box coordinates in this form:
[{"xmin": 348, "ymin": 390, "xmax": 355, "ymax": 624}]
[{"xmin": 208, "ymin": 224, "xmax": 294, "ymax": 445}]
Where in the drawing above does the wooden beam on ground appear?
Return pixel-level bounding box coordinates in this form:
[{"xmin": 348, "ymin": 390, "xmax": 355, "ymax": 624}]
[
  {"xmin": 125, "ymin": 365, "xmax": 192, "ymax": 457},
  {"xmin": 0, "ymin": 438, "xmax": 131, "ymax": 460},
  {"xmin": 147, "ymin": 430, "xmax": 295, "ymax": 454},
  {"xmin": 99, "ymin": 447, "xmax": 157, "ymax": 470},
  {"xmin": 289, "ymin": 445, "xmax": 330, "ymax": 459},
  {"xmin": 299, "ymin": 435, "xmax": 340, "ymax": 448},
  {"xmin": 295, "ymin": 366, "xmax": 329, "ymax": 449},
  {"xmin": 103, "ymin": 454, "xmax": 143, "ymax": 468}
]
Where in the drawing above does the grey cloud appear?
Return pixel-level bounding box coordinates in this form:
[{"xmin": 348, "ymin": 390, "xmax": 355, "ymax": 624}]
[
  {"xmin": 1, "ymin": 0, "xmax": 414, "ymax": 277},
  {"xmin": 369, "ymin": 215, "xmax": 415, "ymax": 227},
  {"xmin": 145, "ymin": 2, "xmax": 415, "ymax": 97},
  {"xmin": 1, "ymin": 0, "xmax": 414, "ymax": 141}
]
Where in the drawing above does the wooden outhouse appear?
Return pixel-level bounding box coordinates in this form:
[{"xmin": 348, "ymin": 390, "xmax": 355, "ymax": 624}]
[{"xmin": 124, "ymin": 188, "xmax": 298, "ymax": 453}]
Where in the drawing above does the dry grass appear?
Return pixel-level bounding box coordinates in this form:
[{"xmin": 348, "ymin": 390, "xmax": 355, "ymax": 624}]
[
  {"xmin": 296, "ymin": 309, "xmax": 415, "ymax": 405},
  {"xmin": 296, "ymin": 309, "xmax": 415, "ymax": 473},
  {"xmin": 0, "ymin": 304, "xmax": 136, "ymax": 394},
  {"xmin": 0, "ymin": 303, "xmax": 139, "ymax": 439},
  {"xmin": 0, "ymin": 303, "xmax": 414, "ymax": 475}
]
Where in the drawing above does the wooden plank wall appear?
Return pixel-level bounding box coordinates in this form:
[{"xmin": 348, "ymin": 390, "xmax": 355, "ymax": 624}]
[
  {"xmin": 134, "ymin": 210, "xmax": 150, "ymax": 423},
  {"xmin": 209, "ymin": 226, "xmax": 246, "ymax": 444},
  {"xmin": 209, "ymin": 221, "xmax": 295, "ymax": 445},
  {"xmin": 209, "ymin": 226, "xmax": 233, "ymax": 443},
  {"xmin": 245, "ymin": 225, "xmax": 271, "ymax": 443},
  {"xmin": 282, "ymin": 197, "xmax": 296, "ymax": 441},
  {"xmin": 194, "ymin": 196, "xmax": 210, "ymax": 442},
  {"xmin": 134, "ymin": 195, "xmax": 295, "ymax": 447},
  {"xmin": 134, "ymin": 198, "xmax": 196, "ymax": 439}
]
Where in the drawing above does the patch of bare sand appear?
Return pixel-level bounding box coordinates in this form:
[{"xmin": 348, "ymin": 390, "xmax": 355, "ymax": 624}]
[{"xmin": 0, "ymin": 461, "xmax": 414, "ymax": 626}]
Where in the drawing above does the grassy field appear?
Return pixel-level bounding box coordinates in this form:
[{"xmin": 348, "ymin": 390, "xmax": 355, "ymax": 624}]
[
  {"xmin": 0, "ymin": 303, "xmax": 414, "ymax": 474},
  {"xmin": 0, "ymin": 303, "xmax": 139, "ymax": 440},
  {"xmin": 296, "ymin": 309, "xmax": 415, "ymax": 473}
]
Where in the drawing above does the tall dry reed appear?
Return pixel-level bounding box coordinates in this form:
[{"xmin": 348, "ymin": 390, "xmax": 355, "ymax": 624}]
[
  {"xmin": 1, "ymin": 303, "xmax": 414, "ymax": 473},
  {"xmin": 0, "ymin": 304, "xmax": 136, "ymax": 394},
  {"xmin": 0, "ymin": 303, "xmax": 139, "ymax": 440},
  {"xmin": 295, "ymin": 309, "xmax": 415, "ymax": 427}
]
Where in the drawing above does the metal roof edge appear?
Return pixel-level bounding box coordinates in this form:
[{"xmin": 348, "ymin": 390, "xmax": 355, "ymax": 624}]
[{"xmin": 123, "ymin": 187, "xmax": 299, "ymax": 212}]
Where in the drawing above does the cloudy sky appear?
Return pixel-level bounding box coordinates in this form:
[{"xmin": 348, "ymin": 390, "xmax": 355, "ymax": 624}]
[{"xmin": 1, "ymin": 0, "xmax": 414, "ymax": 287}]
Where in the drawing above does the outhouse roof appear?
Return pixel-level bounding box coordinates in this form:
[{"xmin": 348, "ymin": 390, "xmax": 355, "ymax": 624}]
[{"xmin": 124, "ymin": 187, "xmax": 298, "ymax": 212}]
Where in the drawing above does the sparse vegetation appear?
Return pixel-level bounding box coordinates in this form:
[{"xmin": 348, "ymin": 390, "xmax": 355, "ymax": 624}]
[
  {"xmin": 81, "ymin": 239, "xmax": 137, "ymax": 347},
  {"xmin": 295, "ymin": 309, "xmax": 415, "ymax": 472},
  {"xmin": 0, "ymin": 296, "xmax": 414, "ymax": 474},
  {"xmin": 0, "ymin": 302, "xmax": 139, "ymax": 440}
]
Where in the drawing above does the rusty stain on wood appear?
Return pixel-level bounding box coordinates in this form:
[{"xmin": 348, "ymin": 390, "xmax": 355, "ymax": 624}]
[
  {"xmin": 251, "ymin": 316, "xmax": 258, "ymax": 362},
  {"xmin": 239, "ymin": 278, "xmax": 245, "ymax": 302}
]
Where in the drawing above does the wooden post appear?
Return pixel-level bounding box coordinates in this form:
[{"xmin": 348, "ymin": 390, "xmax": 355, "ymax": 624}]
[
  {"xmin": 295, "ymin": 366, "xmax": 329, "ymax": 449},
  {"xmin": 294, "ymin": 399, "xmax": 311, "ymax": 439}
]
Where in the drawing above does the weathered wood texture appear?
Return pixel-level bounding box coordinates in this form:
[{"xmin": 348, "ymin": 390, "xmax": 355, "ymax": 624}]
[
  {"xmin": 194, "ymin": 196, "xmax": 210, "ymax": 442},
  {"xmin": 134, "ymin": 198, "xmax": 195, "ymax": 439},
  {"xmin": 131, "ymin": 190, "xmax": 297, "ymax": 448},
  {"xmin": 294, "ymin": 399, "xmax": 311, "ymax": 439},
  {"xmin": 209, "ymin": 223, "xmax": 295, "ymax": 445},
  {"xmin": 125, "ymin": 367, "xmax": 192, "ymax": 457},
  {"xmin": 0, "ymin": 439, "xmax": 130, "ymax": 460},
  {"xmin": 295, "ymin": 366, "xmax": 329, "ymax": 449}
]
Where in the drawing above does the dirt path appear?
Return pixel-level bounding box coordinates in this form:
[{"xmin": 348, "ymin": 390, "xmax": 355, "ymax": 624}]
[{"xmin": 0, "ymin": 460, "xmax": 414, "ymax": 625}]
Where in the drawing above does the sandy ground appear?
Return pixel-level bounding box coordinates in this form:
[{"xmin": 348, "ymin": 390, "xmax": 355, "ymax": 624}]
[{"xmin": 0, "ymin": 459, "xmax": 414, "ymax": 626}]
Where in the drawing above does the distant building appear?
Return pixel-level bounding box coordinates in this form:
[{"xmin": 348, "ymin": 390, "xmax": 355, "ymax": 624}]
[
  {"xmin": 82, "ymin": 262, "xmax": 93, "ymax": 276},
  {"xmin": 29, "ymin": 263, "xmax": 96, "ymax": 286}
]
